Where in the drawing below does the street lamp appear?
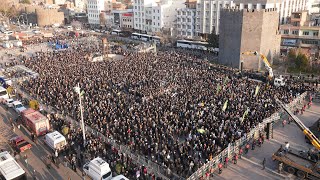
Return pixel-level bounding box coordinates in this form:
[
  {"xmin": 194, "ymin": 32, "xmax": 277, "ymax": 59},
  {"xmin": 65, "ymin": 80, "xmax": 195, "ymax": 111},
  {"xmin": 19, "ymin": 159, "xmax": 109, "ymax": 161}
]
[{"xmin": 74, "ymin": 84, "xmax": 86, "ymax": 145}]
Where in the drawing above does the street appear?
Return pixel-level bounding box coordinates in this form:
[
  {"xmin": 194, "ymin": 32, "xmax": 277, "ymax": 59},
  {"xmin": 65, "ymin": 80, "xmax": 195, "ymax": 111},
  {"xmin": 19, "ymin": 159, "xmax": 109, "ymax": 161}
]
[{"xmin": 0, "ymin": 104, "xmax": 82, "ymax": 180}]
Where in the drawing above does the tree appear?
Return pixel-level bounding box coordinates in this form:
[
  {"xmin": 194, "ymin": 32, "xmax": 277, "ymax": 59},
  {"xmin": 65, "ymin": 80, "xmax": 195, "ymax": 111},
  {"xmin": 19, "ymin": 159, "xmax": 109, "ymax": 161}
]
[
  {"xmin": 295, "ymin": 53, "xmax": 309, "ymax": 71},
  {"xmin": 286, "ymin": 49, "xmax": 310, "ymax": 72},
  {"xmin": 99, "ymin": 12, "xmax": 106, "ymax": 28},
  {"xmin": 207, "ymin": 31, "xmax": 219, "ymax": 49},
  {"xmin": 0, "ymin": 0, "xmax": 17, "ymax": 22},
  {"xmin": 20, "ymin": 0, "xmax": 31, "ymax": 4}
]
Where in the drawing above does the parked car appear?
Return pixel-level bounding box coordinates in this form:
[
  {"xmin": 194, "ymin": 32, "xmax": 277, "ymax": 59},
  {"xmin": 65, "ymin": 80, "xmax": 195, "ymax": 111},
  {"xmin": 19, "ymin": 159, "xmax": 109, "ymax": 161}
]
[
  {"xmin": 13, "ymin": 101, "xmax": 26, "ymax": 114},
  {"xmin": 9, "ymin": 136, "xmax": 32, "ymax": 153},
  {"xmin": 5, "ymin": 98, "xmax": 14, "ymax": 108}
]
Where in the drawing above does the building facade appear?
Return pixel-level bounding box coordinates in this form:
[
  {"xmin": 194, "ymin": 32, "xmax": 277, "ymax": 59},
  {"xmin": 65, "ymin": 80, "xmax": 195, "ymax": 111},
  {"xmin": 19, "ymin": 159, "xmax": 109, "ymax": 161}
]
[
  {"xmin": 120, "ymin": 11, "xmax": 134, "ymax": 29},
  {"xmin": 280, "ymin": 11, "xmax": 320, "ymax": 57},
  {"xmin": 133, "ymin": 0, "xmax": 185, "ymax": 34},
  {"xmin": 219, "ymin": 8, "xmax": 281, "ymax": 70},
  {"xmin": 194, "ymin": 0, "xmax": 308, "ymax": 38},
  {"xmin": 87, "ymin": 0, "xmax": 105, "ymax": 26}
]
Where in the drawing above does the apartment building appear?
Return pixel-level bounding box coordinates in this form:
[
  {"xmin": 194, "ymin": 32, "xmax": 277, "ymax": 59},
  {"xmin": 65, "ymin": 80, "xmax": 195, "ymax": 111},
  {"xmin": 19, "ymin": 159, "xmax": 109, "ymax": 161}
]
[
  {"xmin": 133, "ymin": 0, "xmax": 185, "ymax": 34},
  {"xmin": 176, "ymin": 0, "xmax": 197, "ymax": 38},
  {"xmin": 194, "ymin": 0, "xmax": 308, "ymax": 38},
  {"xmin": 87, "ymin": 0, "xmax": 105, "ymax": 26},
  {"xmin": 280, "ymin": 11, "xmax": 320, "ymax": 56}
]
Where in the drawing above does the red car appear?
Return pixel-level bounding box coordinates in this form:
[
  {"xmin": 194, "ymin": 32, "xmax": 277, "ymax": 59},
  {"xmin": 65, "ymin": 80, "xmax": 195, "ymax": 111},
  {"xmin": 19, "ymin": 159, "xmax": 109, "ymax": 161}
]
[{"xmin": 9, "ymin": 136, "xmax": 32, "ymax": 153}]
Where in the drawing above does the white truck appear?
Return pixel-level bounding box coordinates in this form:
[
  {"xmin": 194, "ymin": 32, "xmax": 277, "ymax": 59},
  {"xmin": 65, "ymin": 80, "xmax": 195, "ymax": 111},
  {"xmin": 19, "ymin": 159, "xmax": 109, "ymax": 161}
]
[
  {"xmin": 44, "ymin": 131, "xmax": 67, "ymax": 151},
  {"xmin": 83, "ymin": 157, "xmax": 112, "ymax": 180},
  {"xmin": 0, "ymin": 151, "xmax": 26, "ymax": 180}
]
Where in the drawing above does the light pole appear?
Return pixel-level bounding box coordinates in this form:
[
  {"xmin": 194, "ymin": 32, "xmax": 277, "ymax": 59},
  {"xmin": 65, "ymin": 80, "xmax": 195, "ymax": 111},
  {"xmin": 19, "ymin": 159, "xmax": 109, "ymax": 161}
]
[{"xmin": 74, "ymin": 84, "xmax": 86, "ymax": 145}]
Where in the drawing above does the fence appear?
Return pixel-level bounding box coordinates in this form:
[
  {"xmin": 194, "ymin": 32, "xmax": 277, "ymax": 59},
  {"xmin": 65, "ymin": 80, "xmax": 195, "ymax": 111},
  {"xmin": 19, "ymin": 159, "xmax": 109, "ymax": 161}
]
[
  {"xmin": 187, "ymin": 91, "xmax": 308, "ymax": 180},
  {"xmin": 12, "ymin": 80, "xmax": 180, "ymax": 180},
  {"xmin": 12, "ymin": 75, "xmax": 308, "ymax": 180}
]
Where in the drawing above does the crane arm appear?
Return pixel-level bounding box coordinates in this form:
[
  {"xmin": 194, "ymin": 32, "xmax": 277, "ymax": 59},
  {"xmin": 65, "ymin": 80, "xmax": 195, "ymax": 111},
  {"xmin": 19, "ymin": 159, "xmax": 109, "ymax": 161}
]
[
  {"xmin": 275, "ymin": 98, "xmax": 320, "ymax": 150},
  {"xmin": 241, "ymin": 51, "xmax": 273, "ymax": 78}
]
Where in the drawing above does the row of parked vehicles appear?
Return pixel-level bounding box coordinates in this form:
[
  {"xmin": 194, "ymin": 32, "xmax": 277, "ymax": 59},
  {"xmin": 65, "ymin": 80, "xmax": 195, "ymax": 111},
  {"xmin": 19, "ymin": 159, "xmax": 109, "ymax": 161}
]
[{"xmin": 0, "ymin": 79, "xmax": 128, "ymax": 180}]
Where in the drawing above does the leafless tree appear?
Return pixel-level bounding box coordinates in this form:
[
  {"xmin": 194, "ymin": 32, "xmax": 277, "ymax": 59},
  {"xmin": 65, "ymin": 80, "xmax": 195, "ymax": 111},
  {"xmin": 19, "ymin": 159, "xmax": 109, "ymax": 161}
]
[{"xmin": 99, "ymin": 12, "xmax": 106, "ymax": 27}]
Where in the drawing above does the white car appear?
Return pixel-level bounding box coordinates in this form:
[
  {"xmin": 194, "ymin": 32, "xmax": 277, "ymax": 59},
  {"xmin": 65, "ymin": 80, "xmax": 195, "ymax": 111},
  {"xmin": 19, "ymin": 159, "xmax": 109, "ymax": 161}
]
[
  {"xmin": 5, "ymin": 99, "xmax": 14, "ymax": 108},
  {"xmin": 32, "ymin": 30, "xmax": 41, "ymax": 34},
  {"xmin": 13, "ymin": 101, "xmax": 26, "ymax": 114}
]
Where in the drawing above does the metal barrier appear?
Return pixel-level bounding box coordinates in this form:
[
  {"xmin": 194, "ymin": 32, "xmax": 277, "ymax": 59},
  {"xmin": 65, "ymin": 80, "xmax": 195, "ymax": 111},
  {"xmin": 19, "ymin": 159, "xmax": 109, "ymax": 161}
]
[
  {"xmin": 187, "ymin": 92, "xmax": 307, "ymax": 180},
  {"xmin": 12, "ymin": 80, "xmax": 175, "ymax": 180},
  {"xmin": 13, "ymin": 76, "xmax": 308, "ymax": 180}
]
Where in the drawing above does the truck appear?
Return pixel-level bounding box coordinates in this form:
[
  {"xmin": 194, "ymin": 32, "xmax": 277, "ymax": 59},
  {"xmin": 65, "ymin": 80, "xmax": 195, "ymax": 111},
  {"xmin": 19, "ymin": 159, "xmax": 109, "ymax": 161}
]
[
  {"xmin": 21, "ymin": 108, "xmax": 50, "ymax": 136},
  {"xmin": 272, "ymin": 148, "xmax": 320, "ymax": 179},
  {"xmin": 0, "ymin": 151, "xmax": 26, "ymax": 180},
  {"xmin": 273, "ymin": 98, "xmax": 320, "ymax": 179}
]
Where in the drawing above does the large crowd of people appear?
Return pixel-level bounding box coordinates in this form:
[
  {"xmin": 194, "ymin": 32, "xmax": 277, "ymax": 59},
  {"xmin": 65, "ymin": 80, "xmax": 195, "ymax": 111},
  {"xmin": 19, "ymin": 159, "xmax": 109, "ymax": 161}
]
[{"xmin": 19, "ymin": 41, "xmax": 311, "ymax": 178}]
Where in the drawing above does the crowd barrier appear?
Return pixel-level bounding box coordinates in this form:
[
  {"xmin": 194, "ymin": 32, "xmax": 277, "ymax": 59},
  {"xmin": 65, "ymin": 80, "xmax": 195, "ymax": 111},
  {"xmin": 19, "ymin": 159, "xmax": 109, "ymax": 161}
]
[
  {"xmin": 12, "ymin": 76, "xmax": 308, "ymax": 180},
  {"xmin": 12, "ymin": 80, "xmax": 178, "ymax": 180},
  {"xmin": 187, "ymin": 91, "xmax": 308, "ymax": 180}
]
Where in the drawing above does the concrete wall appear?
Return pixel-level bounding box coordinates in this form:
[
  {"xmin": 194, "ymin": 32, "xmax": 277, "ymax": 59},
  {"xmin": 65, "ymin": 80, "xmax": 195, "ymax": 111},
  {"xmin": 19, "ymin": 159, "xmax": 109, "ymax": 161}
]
[{"xmin": 219, "ymin": 8, "xmax": 281, "ymax": 70}]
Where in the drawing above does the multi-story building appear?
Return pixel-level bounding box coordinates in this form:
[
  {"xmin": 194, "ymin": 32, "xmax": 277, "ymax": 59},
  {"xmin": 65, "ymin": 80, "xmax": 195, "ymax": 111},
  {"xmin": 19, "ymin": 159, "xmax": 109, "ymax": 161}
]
[
  {"xmin": 87, "ymin": 0, "xmax": 105, "ymax": 26},
  {"xmin": 133, "ymin": 0, "xmax": 185, "ymax": 34},
  {"xmin": 120, "ymin": 11, "xmax": 134, "ymax": 29},
  {"xmin": 176, "ymin": 0, "xmax": 197, "ymax": 38},
  {"xmin": 195, "ymin": 0, "xmax": 308, "ymax": 38},
  {"xmin": 112, "ymin": 9, "xmax": 133, "ymax": 28},
  {"xmin": 280, "ymin": 11, "xmax": 320, "ymax": 57},
  {"xmin": 74, "ymin": 0, "xmax": 85, "ymax": 10}
]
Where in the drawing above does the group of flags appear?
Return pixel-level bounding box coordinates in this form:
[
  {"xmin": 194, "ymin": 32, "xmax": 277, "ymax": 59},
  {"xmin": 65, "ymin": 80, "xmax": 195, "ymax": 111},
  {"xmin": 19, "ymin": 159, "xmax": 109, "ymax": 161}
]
[{"xmin": 214, "ymin": 76, "xmax": 262, "ymax": 124}]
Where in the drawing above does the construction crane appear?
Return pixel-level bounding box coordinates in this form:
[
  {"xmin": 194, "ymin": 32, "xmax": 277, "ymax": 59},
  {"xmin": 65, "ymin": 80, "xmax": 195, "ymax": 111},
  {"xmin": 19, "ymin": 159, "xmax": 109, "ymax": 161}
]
[
  {"xmin": 241, "ymin": 51, "xmax": 273, "ymax": 79},
  {"xmin": 275, "ymin": 98, "xmax": 320, "ymax": 150}
]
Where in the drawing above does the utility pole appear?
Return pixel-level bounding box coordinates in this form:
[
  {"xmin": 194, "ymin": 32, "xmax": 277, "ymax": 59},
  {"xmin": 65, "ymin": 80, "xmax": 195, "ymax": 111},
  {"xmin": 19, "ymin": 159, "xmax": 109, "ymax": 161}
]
[{"xmin": 75, "ymin": 83, "xmax": 86, "ymax": 145}]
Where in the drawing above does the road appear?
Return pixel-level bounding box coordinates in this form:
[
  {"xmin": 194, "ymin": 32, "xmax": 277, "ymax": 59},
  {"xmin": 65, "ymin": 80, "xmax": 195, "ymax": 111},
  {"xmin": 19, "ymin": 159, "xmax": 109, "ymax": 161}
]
[
  {"xmin": 213, "ymin": 100, "xmax": 319, "ymax": 180},
  {"xmin": 0, "ymin": 105, "xmax": 82, "ymax": 180}
]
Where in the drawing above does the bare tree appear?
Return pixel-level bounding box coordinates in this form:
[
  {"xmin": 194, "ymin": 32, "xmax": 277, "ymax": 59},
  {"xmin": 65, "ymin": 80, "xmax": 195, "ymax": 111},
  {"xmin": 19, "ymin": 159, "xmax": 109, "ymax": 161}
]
[
  {"xmin": 99, "ymin": 12, "xmax": 106, "ymax": 28},
  {"xmin": 0, "ymin": 0, "xmax": 18, "ymax": 23}
]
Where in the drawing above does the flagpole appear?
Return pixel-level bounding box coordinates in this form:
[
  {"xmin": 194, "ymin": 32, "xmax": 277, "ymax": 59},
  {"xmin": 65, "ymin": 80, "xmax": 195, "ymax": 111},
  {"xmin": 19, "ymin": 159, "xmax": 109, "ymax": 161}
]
[{"xmin": 78, "ymin": 83, "xmax": 86, "ymax": 145}]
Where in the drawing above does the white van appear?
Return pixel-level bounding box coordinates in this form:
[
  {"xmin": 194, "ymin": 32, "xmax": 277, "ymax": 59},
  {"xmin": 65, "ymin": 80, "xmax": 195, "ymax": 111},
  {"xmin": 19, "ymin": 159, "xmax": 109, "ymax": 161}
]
[
  {"xmin": 0, "ymin": 151, "xmax": 26, "ymax": 180},
  {"xmin": 0, "ymin": 86, "xmax": 9, "ymax": 103},
  {"xmin": 83, "ymin": 157, "xmax": 112, "ymax": 180},
  {"xmin": 112, "ymin": 175, "xmax": 129, "ymax": 180},
  {"xmin": 44, "ymin": 131, "xmax": 67, "ymax": 151}
]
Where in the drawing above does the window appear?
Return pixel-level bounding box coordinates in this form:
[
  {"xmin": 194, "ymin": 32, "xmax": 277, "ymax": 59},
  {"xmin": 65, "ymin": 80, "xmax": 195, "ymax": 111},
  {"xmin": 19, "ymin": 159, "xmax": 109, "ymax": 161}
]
[
  {"xmin": 153, "ymin": 16, "xmax": 155, "ymax": 19},
  {"xmin": 188, "ymin": 12, "xmax": 191, "ymax": 16},
  {"xmin": 313, "ymin": 31, "xmax": 319, "ymax": 36},
  {"xmin": 158, "ymin": 17, "xmax": 159, "ymax": 20},
  {"xmin": 283, "ymin": 30, "xmax": 289, "ymax": 34},
  {"xmin": 301, "ymin": 40, "xmax": 318, "ymax": 44},
  {"xmin": 303, "ymin": 31, "xmax": 309, "ymax": 35},
  {"xmin": 158, "ymin": 23, "xmax": 160, "ymax": 26},
  {"xmin": 183, "ymin": 11, "xmax": 186, "ymax": 15},
  {"xmin": 158, "ymin": 10, "xmax": 159, "ymax": 13},
  {"xmin": 178, "ymin": 11, "xmax": 181, "ymax": 15},
  {"xmin": 292, "ymin": 30, "xmax": 298, "ymax": 35}
]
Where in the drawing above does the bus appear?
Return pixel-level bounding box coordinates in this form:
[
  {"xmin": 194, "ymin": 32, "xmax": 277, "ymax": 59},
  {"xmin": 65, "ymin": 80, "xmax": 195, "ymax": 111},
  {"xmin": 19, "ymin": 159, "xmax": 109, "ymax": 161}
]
[
  {"xmin": 131, "ymin": 33, "xmax": 141, "ymax": 40},
  {"xmin": 140, "ymin": 34, "xmax": 152, "ymax": 41},
  {"xmin": 176, "ymin": 40, "xmax": 209, "ymax": 50},
  {"xmin": 131, "ymin": 33, "xmax": 161, "ymax": 44},
  {"xmin": 0, "ymin": 151, "xmax": 26, "ymax": 180},
  {"xmin": 111, "ymin": 29, "xmax": 123, "ymax": 35},
  {"xmin": 0, "ymin": 86, "xmax": 9, "ymax": 103}
]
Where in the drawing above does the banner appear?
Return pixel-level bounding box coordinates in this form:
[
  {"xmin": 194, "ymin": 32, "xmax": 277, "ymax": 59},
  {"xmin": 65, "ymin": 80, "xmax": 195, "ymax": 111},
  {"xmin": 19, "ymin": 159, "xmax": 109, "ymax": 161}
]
[
  {"xmin": 222, "ymin": 100, "xmax": 228, "ymax": 112},
  {"xmin": 241, "ymin": 108, "xmax": 249, "ymax": 123},
  {"xmin": 254, "ymin": 85, "xmax": 260, "ymax": 97}
]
